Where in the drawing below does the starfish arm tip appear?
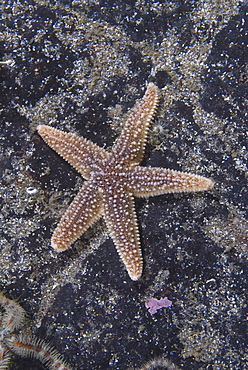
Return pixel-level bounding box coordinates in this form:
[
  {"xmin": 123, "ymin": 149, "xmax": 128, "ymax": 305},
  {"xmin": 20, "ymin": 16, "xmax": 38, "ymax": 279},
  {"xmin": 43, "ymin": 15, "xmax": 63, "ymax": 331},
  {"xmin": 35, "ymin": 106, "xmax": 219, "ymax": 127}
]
[
  {"xmin": 129, "ymin": 272, "xmax": 142, "ymax": 281},
  {"xmin": 127, "ymin": 263, "xmax": 143, "ymax": 281},
  {"xmin": 182, "ymin": 174, "xmax": 214, "ymax": 193},
  {"xmin": 37, "ymin": 124, "xmax": 46, "ymax": 133},
  {"xmin": 200, "ymin": 177, "xmax": 214, "ymax": 191},
  {"xmin": 51, "ymin": 238, "xmax": 69, "ymax": 252}
]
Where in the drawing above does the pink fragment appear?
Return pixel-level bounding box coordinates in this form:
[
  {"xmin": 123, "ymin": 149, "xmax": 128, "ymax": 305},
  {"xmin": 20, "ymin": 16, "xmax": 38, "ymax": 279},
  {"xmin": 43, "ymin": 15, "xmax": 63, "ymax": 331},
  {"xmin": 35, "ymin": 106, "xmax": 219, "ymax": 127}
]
[{"xmin": 145, "ymin": 297, "xmax": 172, "ymax": 315}]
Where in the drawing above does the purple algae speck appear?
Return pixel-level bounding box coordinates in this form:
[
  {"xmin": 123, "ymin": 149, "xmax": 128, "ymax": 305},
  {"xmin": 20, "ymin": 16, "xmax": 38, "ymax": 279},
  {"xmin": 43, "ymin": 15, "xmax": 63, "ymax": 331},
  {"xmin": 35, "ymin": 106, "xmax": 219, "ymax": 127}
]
[{"xmin": 145, "ymin": 297, "xmax": 172, "ymax": 315}]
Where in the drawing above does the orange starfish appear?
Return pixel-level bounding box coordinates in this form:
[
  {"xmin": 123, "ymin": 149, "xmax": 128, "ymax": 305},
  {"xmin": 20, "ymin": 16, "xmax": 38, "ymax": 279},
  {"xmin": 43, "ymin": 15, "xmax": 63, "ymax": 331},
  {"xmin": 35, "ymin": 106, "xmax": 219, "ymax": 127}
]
[{"xmin": 37, "ymin": 83, "xmax": 213, "ymax": 280}]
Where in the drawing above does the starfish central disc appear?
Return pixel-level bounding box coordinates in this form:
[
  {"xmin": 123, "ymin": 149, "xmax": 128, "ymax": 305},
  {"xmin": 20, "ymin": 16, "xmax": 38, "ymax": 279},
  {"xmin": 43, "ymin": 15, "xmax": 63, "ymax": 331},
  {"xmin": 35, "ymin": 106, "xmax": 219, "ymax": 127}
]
[{"xmin": 37, "ymin": 83, "xmax": 213, "ymax": 280}]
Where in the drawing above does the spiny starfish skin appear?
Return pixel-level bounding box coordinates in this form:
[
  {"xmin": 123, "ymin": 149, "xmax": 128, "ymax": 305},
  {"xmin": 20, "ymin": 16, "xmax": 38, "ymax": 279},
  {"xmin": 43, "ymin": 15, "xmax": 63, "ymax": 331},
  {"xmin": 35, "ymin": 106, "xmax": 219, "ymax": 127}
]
[{"xmin": 37, "ymin": 83, "xmax": 213, "ymax": 280}]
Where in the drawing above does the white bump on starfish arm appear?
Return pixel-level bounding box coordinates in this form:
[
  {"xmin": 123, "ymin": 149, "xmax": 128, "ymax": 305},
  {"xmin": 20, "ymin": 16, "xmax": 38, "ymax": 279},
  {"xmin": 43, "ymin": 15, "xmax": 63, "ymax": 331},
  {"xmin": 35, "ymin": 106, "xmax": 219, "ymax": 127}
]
[
  {"xmin": 103, "ymin": 187, "xmax": 143, "ymax": 280},
  {"xmin": 111, "ymin": 83, "xmax": 159, "ymax": 165},
  {"xmin": 129, "ymin": 167, "xmax": 214, "ymax": 197},
  {"xmin": 37, "ymin": 125, "xmax": 108, "ymax": 180},
  {"xmin": 51, "ymin": 180, "xmax": 103, "ymax": 252}
]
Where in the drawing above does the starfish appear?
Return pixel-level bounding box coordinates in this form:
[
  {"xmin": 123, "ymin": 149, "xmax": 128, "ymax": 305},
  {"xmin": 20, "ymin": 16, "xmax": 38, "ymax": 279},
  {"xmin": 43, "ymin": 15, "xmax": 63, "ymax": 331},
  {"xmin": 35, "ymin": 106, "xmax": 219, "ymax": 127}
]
[
  {"xmin": 37, "ymin": 83, "xmax": 213, "ymax": 280},
  {"xmin": 0, "ymin": 292, "xmax": 72, "ymax": 370}
]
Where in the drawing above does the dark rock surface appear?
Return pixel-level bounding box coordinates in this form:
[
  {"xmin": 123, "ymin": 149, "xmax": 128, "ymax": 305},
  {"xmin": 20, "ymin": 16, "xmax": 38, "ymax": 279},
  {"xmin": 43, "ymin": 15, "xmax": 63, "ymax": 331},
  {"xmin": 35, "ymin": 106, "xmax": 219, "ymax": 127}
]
[{"xmin": 0, "ymin": 1, "xmax": 247, "ymax": 369}]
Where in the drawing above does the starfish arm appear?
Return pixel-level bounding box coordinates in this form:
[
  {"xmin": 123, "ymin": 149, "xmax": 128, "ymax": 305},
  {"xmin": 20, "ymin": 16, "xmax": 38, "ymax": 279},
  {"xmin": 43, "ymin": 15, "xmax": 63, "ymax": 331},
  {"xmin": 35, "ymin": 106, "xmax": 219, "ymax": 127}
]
[
  {"xmin": 37, "ymin": 125, "xmax": 109, "ymax": 179},
  {"xmin": 129, "ymin": 167, "xmax": 214, "ymax": 197},
  {"xmin": 103, "ymin": 187, "xmax": 143, "ymax": 280},
  {"xmin": 51, "ymin": 180, "xmax": 103, "ymax": 251},
  {"xmin": 111, "ymin": 83, "xmax": 159, "ymax": 165}
]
